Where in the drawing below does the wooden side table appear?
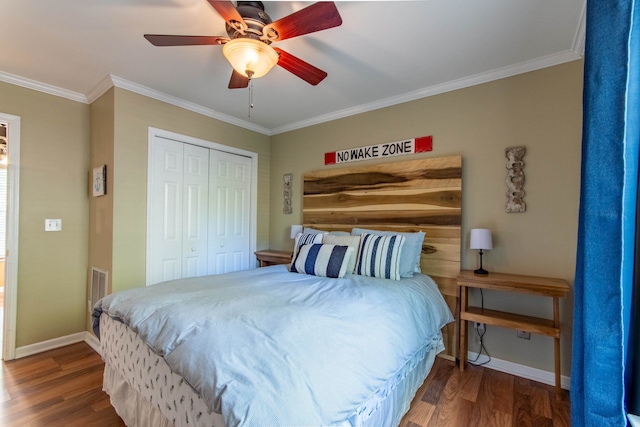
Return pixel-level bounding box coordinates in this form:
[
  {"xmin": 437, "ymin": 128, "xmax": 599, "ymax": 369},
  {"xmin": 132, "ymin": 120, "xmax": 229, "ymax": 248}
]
[
  {"xmin": 457, "ymin": 270, "xmax": 569, "ymax": 399},
  {"xmin": 254, "ymin": 249, "xmax": 292, "ymax": 267}
]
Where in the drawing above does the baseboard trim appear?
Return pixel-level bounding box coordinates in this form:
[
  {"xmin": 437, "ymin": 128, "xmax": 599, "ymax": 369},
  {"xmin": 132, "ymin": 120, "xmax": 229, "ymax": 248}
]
[
  {"xmin": 14, "ymin": 332, "xmax": 87, "ymax": 359},
  {"xmin": 467, "ymin": 351, "xmax": 571, "ymax": 390},
  {"xmin": 13, "ymin": 331, "xmax": 102, "ymax": 359},
  {"xmin": 84, "ymin": 331, "xmax": 101, "ymax": 355}
]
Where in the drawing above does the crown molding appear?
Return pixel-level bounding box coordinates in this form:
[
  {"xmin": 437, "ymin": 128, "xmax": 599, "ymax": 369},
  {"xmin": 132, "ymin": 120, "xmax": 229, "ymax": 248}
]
[
  {"xmin": 86, "ymin": 75, "xmax": 116, "ymax": 104},
  {"xmin": 0, "ymin": 69, "xmax": 272, "ymax": 136},
  {"xmin": 270, "ymin": 50, "xmax": 583, "ymax": 135},
  {"xmin": 572, "ymin": 0, "xmax": 587, "ymax": 56},
  {"xmin": 0, "ymin": 70, "xmax": 88, "ymax": 104},
  {"xmin": 1, "ymin": 45, "xmax": 583, "ymax": 137},
  {"xmin": 95, "ymin": 75, "xmax": 271, "ymax": 136}
]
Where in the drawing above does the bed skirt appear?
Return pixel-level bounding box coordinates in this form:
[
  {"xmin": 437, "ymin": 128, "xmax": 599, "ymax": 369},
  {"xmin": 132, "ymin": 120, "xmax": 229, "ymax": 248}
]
[
  {"xmin": 100, "ymin": 313, "xmax": 443, "ymax": 427},
  {"xmin": 104, "ymin": 364, "xmax": 178, "ymax": 427}
]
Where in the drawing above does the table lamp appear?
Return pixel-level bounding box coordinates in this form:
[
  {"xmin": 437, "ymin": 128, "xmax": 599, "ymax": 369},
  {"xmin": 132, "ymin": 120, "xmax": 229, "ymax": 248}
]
[
  {"xmin": 470, "ymin": 228, "xmax": 493, "ymax": 275},
  {"xmin": 290, "ymin": 224, "xmax": 303, "ymax": 239}
]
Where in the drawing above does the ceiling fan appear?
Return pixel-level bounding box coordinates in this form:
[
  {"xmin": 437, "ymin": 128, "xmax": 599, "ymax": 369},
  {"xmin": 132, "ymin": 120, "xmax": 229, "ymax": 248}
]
[{"xmin": 144, "ymin": 1, "xmax": 342, "ymax": 89}]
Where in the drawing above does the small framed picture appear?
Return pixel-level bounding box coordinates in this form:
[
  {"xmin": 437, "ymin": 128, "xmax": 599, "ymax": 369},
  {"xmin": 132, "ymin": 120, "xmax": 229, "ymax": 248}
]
[{"xmin": 93, "ymin": 165, "xmax": 106, "ymax": 197}]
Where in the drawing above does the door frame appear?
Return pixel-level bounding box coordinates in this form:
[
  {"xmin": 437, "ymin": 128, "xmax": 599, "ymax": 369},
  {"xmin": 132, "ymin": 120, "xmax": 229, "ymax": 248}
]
[
  {"xmin": 146, "ymin": 127, "xmax": 258, "ymax": 285},
  {"xmin": 1, "ymin": 112, "xmax": 20, "ymax": 360}
]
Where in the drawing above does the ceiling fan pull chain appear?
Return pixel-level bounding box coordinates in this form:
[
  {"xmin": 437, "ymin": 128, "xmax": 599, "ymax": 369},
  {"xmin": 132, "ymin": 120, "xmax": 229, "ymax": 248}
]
[{"xmin": 248, "ymin": 78, "xmax": 254, "ymax": 117}]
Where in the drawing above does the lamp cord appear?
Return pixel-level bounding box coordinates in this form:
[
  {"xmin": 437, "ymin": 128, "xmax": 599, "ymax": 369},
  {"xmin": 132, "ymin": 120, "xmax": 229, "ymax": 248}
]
[{"xmin": 468, "ymin": 289, "xmax": 492, "ymax": 367}]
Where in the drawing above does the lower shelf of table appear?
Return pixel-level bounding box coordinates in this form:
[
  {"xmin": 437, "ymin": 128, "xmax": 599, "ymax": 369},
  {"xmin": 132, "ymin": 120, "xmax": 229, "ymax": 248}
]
[{"xmin": 461, "ymin": 306, "xmax": 560, "ymax": 338}]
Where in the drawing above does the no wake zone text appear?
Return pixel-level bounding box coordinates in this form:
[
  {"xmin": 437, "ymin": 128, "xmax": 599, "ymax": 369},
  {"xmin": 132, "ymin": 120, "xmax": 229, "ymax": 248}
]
[{"xmin": 324, "ymin": 136, "xmax": 432, "ymax": 165}]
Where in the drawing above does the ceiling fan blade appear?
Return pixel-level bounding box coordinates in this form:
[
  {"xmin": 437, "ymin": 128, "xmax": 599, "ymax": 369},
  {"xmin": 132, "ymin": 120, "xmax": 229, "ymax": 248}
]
[
  {"xmin": 263, "ymin": 2, "xmax": 342, "ymax": 41},
  {"xmin": 228, "ymin": 69, "xmax": 249, "ymax": 89},
  {"xmin": 144, "ymin": 34, "xmax": 228, "ymax": 46},
  {"xmin": 207, "ymin": 0, "xmax": 247, "ymax": 31},
  {"xmin": 274, "ymin": 48, "xmax": 327, "ymax": 86}
]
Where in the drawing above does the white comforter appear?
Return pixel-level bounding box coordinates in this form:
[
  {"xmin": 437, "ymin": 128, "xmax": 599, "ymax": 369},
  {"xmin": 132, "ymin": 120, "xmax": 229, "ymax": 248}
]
[{"xmin": 92, "ymin": 265, "xmax": 453, "ymax": 427}]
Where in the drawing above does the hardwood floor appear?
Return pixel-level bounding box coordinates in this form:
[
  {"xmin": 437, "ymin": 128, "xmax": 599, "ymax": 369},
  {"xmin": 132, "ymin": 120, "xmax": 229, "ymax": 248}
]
[
  {"xmin": 0, "ymin": 342, "xmax": 570, "ymax": 426},
  {"xmin": 0, "ymin": 342, "xmax": 125, "ymax": 426},
  {"xmin": 401, "ymin": 358, "xmax": 571, "ymax": 427}
]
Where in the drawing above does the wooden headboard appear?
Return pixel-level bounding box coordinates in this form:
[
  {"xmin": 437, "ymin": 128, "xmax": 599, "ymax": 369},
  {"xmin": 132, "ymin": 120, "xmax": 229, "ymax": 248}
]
[{"xmin": 302, "ymin": 155, "xmax": 461, "ymax": 359}]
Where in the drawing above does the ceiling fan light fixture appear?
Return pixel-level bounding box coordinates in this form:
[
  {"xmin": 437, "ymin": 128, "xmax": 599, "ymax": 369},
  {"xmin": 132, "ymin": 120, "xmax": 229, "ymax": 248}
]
[{"xmin": 222, "ymin": 38, "xmax": 278, "ymax": 79}]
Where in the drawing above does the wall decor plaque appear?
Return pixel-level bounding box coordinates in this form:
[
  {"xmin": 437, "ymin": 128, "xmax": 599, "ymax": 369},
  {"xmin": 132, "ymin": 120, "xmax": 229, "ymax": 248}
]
[
  {"xmin": 505, "ymin": 146, "xmax": 526, "ymax": 212},
  {"xmin": 324, "ymin": 136, "xmax": 432, "ymax": 165},
  {"xmin": 283, "ymin": 173, "xmax": 292, "ymax": 214},
  {"xmin": 93, "ymin": 165, "xmax": 107, "ymax": 197}
]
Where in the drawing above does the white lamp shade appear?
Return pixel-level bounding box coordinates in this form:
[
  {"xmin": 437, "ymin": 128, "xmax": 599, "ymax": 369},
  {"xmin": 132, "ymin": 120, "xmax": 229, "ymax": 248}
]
[
  {"xmin": 470, "ymin": 228, "xmax": 493, "ymax": 250},
  {"xmin": 222, "ymin": 38, "xmax": 279, "ymax": 79},
  {"xmin": 290, "ymin": 224, "xmax": 303, "ymax": 239}
]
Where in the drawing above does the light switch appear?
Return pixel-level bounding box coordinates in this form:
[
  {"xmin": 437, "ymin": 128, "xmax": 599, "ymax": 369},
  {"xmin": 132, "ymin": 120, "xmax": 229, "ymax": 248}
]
[{"xmin": 45, "ymin": 219, "xmax": 62, "ymax": 232}]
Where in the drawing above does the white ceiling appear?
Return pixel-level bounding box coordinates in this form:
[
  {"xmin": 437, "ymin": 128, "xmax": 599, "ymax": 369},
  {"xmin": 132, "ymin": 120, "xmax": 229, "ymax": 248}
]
[{"xmin": 1, "ymin": 0, "xmax": 585, "ymax": 135}]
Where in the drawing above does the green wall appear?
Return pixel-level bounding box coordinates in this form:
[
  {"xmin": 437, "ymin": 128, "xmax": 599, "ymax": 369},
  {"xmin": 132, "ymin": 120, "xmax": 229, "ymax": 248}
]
[
  {"xmin": 0, "ymin": 81, "xmax": 90, "ymax": 347},
  {"xmin": 89, "ymin": 88, "xmax": 115, "ymax": 304}
]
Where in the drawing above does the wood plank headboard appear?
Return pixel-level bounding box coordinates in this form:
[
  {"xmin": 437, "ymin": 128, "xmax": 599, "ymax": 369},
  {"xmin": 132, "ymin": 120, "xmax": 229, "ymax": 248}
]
[{"xmin": 302, "ymin": 155, "xmax": 462, "ymax": 359}]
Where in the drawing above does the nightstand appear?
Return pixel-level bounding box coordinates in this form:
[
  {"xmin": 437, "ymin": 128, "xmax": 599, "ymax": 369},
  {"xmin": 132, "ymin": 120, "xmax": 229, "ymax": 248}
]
[
  {"xmin": 457, "ymin": 270, "xmax": 569, "ymax": 399},
  {"xmin": 254, "ymin": 249, "xmax": 292, "ymax": 267}
]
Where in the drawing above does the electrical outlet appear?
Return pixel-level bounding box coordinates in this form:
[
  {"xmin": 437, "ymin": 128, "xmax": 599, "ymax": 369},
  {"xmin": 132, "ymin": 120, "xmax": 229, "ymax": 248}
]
[{"xmin": 517, "ymin": 330, "xmax": 531, "ymax": 340}]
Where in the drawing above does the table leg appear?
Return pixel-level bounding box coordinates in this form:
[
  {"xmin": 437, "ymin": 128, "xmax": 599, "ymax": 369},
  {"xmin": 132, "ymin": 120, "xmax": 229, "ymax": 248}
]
[
  {"xmin": 459, "ymin": 285, "xmax": 468, "ymax": 371},
  {"xmin": 553, "ymin": 296, "xmax": 562, "ymax": 399}
]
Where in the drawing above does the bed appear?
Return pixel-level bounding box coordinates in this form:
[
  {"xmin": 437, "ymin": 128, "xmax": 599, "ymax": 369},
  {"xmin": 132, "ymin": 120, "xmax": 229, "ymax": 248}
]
[{"xmin": 93, "ymin": 155, "xmax": 462, "ymax": 427}]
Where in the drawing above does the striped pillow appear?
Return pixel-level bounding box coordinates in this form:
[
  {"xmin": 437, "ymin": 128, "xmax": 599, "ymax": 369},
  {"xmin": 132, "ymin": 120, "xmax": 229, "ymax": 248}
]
[
  {"xmin": 291, "ymin": 232, "xmax": 325, "ymax": 262},
  {"xmin": 355, "ymin": 233, "xmax": 405, "ymax": 280},
  {"xmin": 291, "ymin": 244, "xmax": 354, "ymax": 278}
]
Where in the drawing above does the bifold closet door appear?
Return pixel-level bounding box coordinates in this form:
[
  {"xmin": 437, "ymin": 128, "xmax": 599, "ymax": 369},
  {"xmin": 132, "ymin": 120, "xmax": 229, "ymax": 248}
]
[
  {"xmin": 148, "ymin": 138, "xmax": 209, "ymax": 285},
  {"xmin": 208, "ymin": 150, "xmax": 252, "ymax": 274}
]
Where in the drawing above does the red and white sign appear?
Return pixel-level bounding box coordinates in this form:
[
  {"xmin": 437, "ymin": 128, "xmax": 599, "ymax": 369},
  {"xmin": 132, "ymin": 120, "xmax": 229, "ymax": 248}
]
[{"xmin": 324, "ymin": 136, "xmax": 432, "ymax": 165}]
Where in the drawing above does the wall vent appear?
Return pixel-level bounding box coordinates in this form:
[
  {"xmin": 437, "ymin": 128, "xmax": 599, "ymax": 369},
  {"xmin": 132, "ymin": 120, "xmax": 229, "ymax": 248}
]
[{"xmin": 90, "ymin": 266, "xmax": 108, "ymax": 312}]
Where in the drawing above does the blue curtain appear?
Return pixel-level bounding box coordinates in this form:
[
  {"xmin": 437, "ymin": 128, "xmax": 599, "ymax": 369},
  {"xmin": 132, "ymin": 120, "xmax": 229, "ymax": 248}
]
[
  {"xmin": 572, "ymin": 1, "xmax": 640, "ymax": 426},
  {"xmin": 627, "ymin": 0, "xmax": 640, "ymax": 418}
]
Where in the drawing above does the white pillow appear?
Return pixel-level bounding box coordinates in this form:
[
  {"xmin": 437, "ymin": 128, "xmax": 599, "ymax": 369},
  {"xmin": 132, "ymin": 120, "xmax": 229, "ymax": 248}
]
[
  {"xmin": 290, "ymin": 244, "xmax": 354, "ymax": 278},
  {"xmin": 355, "ymin": 233, "xmax": 405, "ymax": 280},
  {"xmin": 304, "ymin": 227, "xmax": 350, "ymax": 236}
]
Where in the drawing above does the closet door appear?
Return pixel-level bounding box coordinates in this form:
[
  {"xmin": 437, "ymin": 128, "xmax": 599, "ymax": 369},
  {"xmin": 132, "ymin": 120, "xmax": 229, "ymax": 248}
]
[
  {"xmin": 208, "ymin": 150, "xmax": 252, "ymax": 274},
  {"xmin": 148, "ymin": 138, "xmax": 209, "ymax": 285},
  {"xmin": 182, "ymin": 143, "xmax": 210, "ymax": 277},
  {"xmin": 148, "ymin": 138, "xmax": 183, "ymax": 285}
]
